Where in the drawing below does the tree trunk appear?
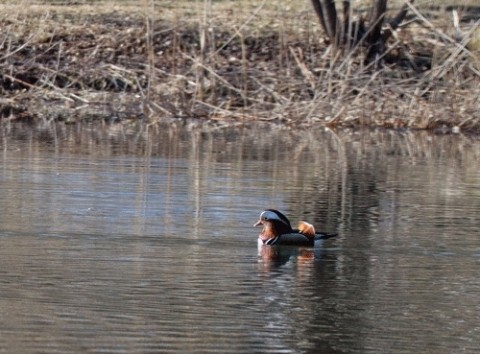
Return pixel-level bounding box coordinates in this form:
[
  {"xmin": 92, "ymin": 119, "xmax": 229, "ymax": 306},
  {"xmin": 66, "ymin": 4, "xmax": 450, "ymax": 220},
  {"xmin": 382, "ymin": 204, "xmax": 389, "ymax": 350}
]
[
  {"xmin": 310, "ymin": 0, "xmax": 414, "ymax": 63},
  {"xmin": 365, "ymin": 0, "xmax": 387, "ymax": 63},
  {"xmin": 311, "ymin": 0, "xmax": 338, "ymax": 45}
]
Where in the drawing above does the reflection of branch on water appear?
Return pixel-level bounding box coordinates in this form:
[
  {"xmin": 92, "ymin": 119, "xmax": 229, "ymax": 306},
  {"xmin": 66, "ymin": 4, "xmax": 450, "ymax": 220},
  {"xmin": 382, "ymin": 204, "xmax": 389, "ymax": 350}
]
[{"xmin": 2, "ymin": 121, "xmax": 479, "ymax": 242}]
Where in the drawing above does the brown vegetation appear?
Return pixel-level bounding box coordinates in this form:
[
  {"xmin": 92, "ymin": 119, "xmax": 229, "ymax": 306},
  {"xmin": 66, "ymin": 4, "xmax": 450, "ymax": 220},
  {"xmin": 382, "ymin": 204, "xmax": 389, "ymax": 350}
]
[{"xmin": 0, "ymin": 1, "xmax": 479, "ymax": 132}]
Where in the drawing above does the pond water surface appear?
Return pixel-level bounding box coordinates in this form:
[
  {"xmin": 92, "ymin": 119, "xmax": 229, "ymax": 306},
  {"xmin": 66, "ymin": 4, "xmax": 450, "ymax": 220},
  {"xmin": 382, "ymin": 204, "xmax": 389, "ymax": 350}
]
[{"xmin": 1, "ymin": 121, "xmax": 479, "ymax": 353}]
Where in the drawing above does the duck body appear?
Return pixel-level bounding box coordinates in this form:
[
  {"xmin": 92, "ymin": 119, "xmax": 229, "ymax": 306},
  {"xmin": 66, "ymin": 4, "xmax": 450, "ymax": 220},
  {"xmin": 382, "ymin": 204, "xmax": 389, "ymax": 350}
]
[{"xmin": 254, "ymin": 209, "xmax": 337, "ymax": 247}]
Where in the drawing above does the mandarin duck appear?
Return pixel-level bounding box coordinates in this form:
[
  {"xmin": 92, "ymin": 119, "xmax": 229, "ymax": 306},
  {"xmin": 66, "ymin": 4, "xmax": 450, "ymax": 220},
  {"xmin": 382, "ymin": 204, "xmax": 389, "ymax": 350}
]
[{"xmin": 254, "ymin": 209, "xmax": 336, "ymax": 246}]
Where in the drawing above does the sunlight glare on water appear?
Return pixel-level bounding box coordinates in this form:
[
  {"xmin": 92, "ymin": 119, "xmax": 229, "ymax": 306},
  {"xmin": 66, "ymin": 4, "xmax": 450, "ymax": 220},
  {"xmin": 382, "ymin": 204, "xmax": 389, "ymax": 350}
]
[{"xmin": 0, "ymin": 121, "xmax": 479, "ymax": 353}]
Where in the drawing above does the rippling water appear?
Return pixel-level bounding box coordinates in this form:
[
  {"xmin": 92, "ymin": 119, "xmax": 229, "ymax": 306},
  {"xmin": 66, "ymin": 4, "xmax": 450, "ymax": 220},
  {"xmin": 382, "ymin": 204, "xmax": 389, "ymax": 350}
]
[{"xmin": 1, "ymin": 121, "xmax": 479, "ymax": 353}]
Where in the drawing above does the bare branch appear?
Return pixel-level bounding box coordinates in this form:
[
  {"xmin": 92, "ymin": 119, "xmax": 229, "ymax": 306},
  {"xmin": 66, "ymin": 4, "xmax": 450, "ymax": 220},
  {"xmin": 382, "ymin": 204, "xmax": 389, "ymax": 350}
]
[{"xmin": 389, "ymin": 0, "xmax": 414, "ymax": 31}]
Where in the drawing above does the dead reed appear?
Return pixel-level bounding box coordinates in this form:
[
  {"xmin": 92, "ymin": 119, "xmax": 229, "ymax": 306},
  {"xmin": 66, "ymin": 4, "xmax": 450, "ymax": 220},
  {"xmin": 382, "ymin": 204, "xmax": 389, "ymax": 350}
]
[{"xmin": 0, "ymin": 0, "xmax": 479, "ymax": 131}]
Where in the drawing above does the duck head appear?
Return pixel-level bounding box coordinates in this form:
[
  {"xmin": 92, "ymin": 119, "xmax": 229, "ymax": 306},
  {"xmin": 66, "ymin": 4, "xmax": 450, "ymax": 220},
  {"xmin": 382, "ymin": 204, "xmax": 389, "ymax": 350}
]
[{"xmin": 254, "ymin": 209, "xmax": 293, "ymax": 242}]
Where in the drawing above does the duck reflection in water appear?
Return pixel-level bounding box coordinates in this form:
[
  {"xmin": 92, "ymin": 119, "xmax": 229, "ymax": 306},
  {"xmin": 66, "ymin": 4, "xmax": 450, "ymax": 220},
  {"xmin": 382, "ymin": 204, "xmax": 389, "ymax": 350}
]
[{"xmin": 254, "ymin": 209, "xmax": 337, "ymax": 268}]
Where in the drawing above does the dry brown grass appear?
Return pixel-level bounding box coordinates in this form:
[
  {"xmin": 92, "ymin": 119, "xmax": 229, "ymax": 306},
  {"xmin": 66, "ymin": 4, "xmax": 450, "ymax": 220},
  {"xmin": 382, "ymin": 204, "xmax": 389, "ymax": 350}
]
[{"xmin": 0, "ymin": 0, "xmax": 479, "ymax": 131}]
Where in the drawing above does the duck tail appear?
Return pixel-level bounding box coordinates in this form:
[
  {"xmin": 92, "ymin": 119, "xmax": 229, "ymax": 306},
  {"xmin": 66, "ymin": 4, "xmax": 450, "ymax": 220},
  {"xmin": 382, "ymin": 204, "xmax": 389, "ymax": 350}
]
[{"xmin": 314, "ymin": 232, "xmax": 337, "ymax": 241}]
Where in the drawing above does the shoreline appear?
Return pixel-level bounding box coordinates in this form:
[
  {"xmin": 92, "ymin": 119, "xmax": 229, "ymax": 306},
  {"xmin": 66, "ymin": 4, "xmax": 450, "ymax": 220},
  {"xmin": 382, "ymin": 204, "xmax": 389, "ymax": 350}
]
[{"xmin": 0, "ymin": 1, "xmax": 479, "ymax": 133}]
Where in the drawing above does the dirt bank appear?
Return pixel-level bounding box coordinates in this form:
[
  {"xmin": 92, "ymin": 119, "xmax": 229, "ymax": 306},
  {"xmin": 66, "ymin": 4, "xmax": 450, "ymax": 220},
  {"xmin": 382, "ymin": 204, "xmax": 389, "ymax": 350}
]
[{"xmin": 0, "ymin": 2, "xmax": 479, "ymax": 132}]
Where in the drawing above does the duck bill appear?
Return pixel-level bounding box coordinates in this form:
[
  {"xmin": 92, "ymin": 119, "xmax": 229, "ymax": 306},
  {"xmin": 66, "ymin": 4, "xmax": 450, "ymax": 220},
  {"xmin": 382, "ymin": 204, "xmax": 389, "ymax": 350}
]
[{"xmin": 253, "ymin": 219, "xmax": 263, "ymax": 227}]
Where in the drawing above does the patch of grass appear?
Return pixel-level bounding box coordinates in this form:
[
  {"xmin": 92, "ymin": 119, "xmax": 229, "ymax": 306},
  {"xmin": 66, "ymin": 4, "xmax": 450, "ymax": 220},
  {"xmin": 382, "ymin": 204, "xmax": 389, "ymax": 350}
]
[{"xmin": 0, "ymin": 0, "xmax": 478, "ymax": 132}]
